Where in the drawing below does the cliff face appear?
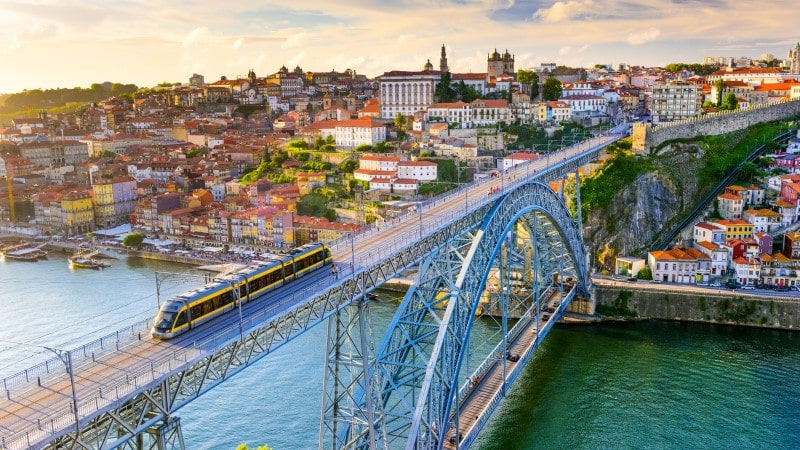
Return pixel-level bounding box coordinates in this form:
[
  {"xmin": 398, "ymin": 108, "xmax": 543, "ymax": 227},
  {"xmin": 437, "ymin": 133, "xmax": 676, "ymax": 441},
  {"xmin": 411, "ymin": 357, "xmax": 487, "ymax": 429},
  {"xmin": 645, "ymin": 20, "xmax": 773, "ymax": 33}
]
[{"xmin": 585, "ymin": 143, "xmax": 705, "ymax": 264}]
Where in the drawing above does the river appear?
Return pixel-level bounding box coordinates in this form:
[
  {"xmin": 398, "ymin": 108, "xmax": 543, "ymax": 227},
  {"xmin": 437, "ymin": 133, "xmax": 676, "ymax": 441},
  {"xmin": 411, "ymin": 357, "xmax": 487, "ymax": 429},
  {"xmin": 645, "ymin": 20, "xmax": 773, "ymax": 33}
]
[{"xmin": 1, "ymin": 254, "xmax": 799, "ymax": 449}]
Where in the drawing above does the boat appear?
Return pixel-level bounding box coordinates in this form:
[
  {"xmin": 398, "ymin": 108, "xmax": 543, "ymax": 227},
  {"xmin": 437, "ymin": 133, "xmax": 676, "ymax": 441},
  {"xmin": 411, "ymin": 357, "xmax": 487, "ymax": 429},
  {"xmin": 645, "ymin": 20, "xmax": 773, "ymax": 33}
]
[
  {"xmin": 68, "ymin": 254, "xmax": 110, "ymax": 270},
  {"xmin": 2, "ymin": 247, "xmax": 47, "ymax": 262}
]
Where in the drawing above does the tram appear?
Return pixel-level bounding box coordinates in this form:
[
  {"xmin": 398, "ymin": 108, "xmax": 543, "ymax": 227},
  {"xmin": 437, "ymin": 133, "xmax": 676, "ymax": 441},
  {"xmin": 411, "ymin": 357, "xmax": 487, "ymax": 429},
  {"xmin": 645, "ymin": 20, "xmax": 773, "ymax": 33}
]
[{"xmin": 151, "ymin": 243, "xmax": 333, "ymax": 339}]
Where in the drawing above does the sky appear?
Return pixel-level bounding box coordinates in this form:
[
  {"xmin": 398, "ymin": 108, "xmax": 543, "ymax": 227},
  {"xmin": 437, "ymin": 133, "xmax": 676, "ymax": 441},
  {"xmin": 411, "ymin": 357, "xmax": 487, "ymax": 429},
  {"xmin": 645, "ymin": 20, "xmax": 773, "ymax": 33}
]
[{"xmin": 1, "ymin": 0, "xmax": 798, "ymax": 93}]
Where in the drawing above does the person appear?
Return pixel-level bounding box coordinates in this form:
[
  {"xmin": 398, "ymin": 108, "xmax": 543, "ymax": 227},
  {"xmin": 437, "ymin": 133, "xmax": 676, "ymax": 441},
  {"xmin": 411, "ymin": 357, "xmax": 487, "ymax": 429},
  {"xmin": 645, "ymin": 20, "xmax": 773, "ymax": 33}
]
[{"xmin": 331, "ymin": 264, "xmax": 337, "ymax": 280}]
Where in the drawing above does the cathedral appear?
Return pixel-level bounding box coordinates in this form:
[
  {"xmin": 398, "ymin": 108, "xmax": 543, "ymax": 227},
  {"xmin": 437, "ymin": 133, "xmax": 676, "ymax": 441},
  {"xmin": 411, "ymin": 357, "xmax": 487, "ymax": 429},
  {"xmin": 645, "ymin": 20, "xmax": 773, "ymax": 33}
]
[
  {"xmin": 487, "ymin": 49, "xmax": 514, "ymax": 77},
  {"xmin": 424, "ymin": 44, "xmax": 450, "ymax": 72}
]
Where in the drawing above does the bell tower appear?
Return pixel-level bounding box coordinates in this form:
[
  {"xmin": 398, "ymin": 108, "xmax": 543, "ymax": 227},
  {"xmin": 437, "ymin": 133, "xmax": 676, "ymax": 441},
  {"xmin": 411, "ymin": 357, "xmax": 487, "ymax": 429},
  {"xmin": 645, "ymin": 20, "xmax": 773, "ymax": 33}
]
[{"xmin": 439, "ymin": 44, "xmax": 449, "ymax": 73}]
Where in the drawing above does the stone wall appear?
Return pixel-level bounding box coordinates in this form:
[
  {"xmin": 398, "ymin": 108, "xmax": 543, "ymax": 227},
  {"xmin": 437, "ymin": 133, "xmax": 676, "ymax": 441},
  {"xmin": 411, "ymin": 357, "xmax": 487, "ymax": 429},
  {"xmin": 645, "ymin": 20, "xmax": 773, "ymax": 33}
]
[
  {"xmin": 632, "ymin": 100, "xmax": 800, "ymax": 154},
  {"xmin": 595, "ymin": 285, "xmax": 800, "ymax": 330}
]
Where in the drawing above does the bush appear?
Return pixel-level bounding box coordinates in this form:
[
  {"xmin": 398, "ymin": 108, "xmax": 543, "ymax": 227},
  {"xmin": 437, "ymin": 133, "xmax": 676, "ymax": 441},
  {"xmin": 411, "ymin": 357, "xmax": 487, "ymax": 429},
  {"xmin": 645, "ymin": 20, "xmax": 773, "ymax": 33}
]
[{"xmin": 122, "ymin": 233, "xmax": 144, "ymax": 247}]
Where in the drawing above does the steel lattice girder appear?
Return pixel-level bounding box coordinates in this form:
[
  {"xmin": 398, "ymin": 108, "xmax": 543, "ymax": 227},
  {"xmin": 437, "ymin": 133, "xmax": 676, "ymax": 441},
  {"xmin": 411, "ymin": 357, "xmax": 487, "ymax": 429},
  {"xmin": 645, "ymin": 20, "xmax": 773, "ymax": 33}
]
[
  {"xmin": 372, "ymin": 182, "xmax": 588, "ymax": 449},
  {"xmin": 39, "ymin": 208, "xmax": 489, "ymax": 450}
]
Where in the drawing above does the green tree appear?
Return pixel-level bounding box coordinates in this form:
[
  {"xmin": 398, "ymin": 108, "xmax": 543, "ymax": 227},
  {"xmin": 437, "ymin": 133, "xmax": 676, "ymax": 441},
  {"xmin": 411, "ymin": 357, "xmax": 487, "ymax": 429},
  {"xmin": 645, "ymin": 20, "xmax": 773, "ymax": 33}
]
[
  {"xmin": 185, "ymin": 149, "xmax": 205, "ymax": 158},
  {"xmin": 714, "ymin": 79, "xmax": 726, "ymax": 106},
  {"xmin": 737, "ymin": 161, "xmax": 758, "ymax": 184},
  {"xmin": 541, "ymin": 77, "xmax": 563, "ymax": 101},
  {"xmin": 122, "ymin": 233, "xmax": 144, "ymax": 247},
  {"xmin": 297, "ymin": 193, "xmax": 336, "ymax": 221},
  {"xmin": 393, "ymin": 112, "xmax": 407, "ymax": 130},
  {"xmin": 354, "ymin": 144, "xmax": 372, "ymax": 153},
  {"xmin": 435, "ymin": 72, "xmax": 455, "ymax": 103},
  {"xmin": 338, "ymin": 159, "xmax": 358, "ymax": 173},
  {"xmin": 374, "ymin": 141, "xmax": 389, "ymax": 152},
  {"xmin": 517, "ymin": 69, "xmax": 540, "ymax": 98},
  {"xmin": 454, "ymin": 80, "xmax": 480, "ymax": 103},
  {"xmin": 720, "ymin": 92, "xmax": 739, "ymax": 111},
  {"xmin": 636, "ymin": 266, "xmax": 653, "ymax": 280}
]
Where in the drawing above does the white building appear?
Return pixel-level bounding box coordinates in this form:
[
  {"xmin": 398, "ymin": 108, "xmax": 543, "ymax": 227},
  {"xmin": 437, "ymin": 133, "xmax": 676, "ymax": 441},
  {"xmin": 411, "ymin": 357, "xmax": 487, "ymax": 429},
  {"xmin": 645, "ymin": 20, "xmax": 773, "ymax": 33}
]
[
  {"xmin": 397, "ymin": 161, "xmax": 437, "ymax": 181},
  {"xmin": 379, "ymin": 70, "xmax": 441, "ymax": 119},
  {"xmin": 359, "ymin": 154, "xmax": 400, "ymax": 172},
  {"xmin": 334, "ymin": 117, "xmax": 387, "ymax": 148}
]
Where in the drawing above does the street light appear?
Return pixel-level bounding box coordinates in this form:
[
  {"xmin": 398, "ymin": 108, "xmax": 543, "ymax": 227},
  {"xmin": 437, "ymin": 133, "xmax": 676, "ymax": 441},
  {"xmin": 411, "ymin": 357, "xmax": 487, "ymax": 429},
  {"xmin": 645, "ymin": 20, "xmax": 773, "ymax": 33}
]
[{"xmin": 0, "ymin": 340, "xmax": 80, "ymax": 437}]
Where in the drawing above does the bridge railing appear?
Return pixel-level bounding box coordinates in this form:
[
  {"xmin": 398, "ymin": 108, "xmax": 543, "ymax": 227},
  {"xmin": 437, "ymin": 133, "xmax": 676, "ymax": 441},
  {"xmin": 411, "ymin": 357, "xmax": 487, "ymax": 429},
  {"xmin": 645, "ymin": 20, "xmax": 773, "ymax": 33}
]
[{"xmin": 1, "ymin": 317, "xmax": 154, "ymax": 394}]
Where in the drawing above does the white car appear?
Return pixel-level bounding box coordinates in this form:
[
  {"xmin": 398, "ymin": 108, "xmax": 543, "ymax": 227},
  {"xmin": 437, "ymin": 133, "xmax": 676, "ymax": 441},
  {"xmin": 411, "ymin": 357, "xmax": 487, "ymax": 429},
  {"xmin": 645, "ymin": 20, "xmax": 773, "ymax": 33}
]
[{"xmin": 709, "ymin": 282, "xmax": 721, "ymax": 287}]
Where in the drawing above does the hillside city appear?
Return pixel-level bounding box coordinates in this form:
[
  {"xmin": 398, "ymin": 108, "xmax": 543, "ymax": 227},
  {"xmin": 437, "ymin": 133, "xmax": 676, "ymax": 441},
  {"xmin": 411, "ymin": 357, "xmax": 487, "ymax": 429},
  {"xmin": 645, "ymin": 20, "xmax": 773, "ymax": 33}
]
[{"xmin": 3, "ymin": 43, "xmax": 800, "ymax": 290}]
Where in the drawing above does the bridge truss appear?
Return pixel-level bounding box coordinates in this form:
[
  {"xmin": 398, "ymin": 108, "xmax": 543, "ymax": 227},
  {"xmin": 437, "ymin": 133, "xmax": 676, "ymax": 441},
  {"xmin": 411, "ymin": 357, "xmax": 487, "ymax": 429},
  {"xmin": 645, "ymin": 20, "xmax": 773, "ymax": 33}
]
[{"xmin": 321, "ymin": 180, "xmax": 590, "ymax": 449}]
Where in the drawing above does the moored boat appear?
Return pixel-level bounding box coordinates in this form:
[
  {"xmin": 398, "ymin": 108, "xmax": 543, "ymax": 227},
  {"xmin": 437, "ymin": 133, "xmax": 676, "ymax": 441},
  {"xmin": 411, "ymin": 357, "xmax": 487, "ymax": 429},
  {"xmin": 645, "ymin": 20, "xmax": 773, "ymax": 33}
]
[
  {"xmin": 68, "ymin": 254, "xmax": 110, "ymax": 270},
  {"xmin": 2, "ymin": 247, "xmax": 47, "ymax": 262}
]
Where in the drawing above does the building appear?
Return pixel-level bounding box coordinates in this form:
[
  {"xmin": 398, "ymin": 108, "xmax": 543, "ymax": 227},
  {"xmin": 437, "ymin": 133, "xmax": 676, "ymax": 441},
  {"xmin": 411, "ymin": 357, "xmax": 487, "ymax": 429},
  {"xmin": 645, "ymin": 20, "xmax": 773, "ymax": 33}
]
[
  {"xmin": 650, "ymin": 81, "xmax": 701, "ymax": 123},
  {"xmin": 334, "ymin": 117, "xmax": 387, "ymax": 148},
  {"xmin": 19, "ymin": 141, "xmax": 89, "ymax": 168},
  {"xmin": 648, "ymin": 247, "xmax": 706, "ymax": 284},
  {"xmin": 693, "ymin": 222, "xmax": 726, "ymax": 244},
  {"xmin": 397, "ymin": 161, "xmax": 437, "ymax": 181},
  {"xmin": 717, "ymin": 192, "xmax": 744, "ymax": 219},
  {"xmin": 487, "ymin": 49, "xmax": 514, "ymax": 77},
  {"xmin": 379, "ymin": 70, "xmax": 441, "ymax": 119},
  {"xmin": 92, "ymin": 176, "xmax": 138, "ymax": 228}
]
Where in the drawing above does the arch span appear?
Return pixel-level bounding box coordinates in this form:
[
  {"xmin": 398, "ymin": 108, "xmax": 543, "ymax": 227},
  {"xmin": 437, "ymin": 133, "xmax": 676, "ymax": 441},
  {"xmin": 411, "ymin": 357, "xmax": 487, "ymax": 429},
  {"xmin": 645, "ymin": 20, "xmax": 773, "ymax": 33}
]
[{"xmin": 374, "ymin": 181, "xmax": 589, "ymax": 448}]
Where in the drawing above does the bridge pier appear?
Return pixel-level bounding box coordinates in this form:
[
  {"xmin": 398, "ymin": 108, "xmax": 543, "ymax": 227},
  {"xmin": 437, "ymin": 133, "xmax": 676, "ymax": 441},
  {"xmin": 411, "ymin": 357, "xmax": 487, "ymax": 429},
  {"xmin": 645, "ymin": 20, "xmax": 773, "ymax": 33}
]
[
  {"xmin": 118, "ymin": 415, "xmax": 184, "ymax": 450},
  {"xmin": 319, "ymin": 295, "xmax": 386, "ymax": 449}
]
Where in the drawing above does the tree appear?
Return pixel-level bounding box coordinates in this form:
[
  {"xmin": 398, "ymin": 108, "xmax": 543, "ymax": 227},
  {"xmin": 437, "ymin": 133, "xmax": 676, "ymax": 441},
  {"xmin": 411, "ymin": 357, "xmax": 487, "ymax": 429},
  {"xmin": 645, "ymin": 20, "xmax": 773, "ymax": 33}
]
[
  {"xmin": 338, "ymin": 159, "xmax": 358, "ymax": 174},
  {"xmin": 354, "ymin": 144, "xmax": 372, "ymax": 153},
  {"xmin": 541, "ymin": 77, "xmax": 563, "ymax": 101},
  {"xmin": 714, "ymin": 79, "xmax": 726, "ymax": 107},
  {"xmin": 720, "ymin": 92, "xmax": 739, "ymax": 111},
  {"xmin": 516, "ymin": 69, "xmax": 540, "ymax": 98},
  {"xmin": 454, "ymin": 80, "xmax": 480, "ymax": 103},
  {"xmin": 435, "ymin": 72, "xmax": 455, "ymax": 103},
  {"xmin": 737, "ymin": 161, "xmax": 759, "ymax": 184},
  {"xmin": 122, "ymin": 233, "xmax": 144, "ymax": 247},
  {"xmin": 636, "ymin": 266, "xmax": 653, "ymax": 280},
  {"xmin": 393, "ymin": 112, "xmax": 407, "ymax": 130}
]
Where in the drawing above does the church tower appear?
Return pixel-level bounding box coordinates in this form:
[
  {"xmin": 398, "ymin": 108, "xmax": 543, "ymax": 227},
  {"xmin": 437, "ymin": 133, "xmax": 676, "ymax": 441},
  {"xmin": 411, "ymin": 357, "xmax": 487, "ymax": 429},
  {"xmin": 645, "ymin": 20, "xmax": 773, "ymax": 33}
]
[
  {"xmin": 440, "ymin": 44, "xmax": 449, "ymax": 73},
  {"xmin": 790, "ymin": 42, "xmax": 800, "ymax": 74}
]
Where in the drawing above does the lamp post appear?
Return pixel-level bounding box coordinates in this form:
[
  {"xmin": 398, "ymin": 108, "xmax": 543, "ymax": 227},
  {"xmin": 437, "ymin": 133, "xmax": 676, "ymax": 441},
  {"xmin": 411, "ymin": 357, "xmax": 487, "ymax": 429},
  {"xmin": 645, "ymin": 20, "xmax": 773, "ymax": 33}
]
[{"xmin": 1, "ymin": 340, "xmax": 80, "ymax": 437}]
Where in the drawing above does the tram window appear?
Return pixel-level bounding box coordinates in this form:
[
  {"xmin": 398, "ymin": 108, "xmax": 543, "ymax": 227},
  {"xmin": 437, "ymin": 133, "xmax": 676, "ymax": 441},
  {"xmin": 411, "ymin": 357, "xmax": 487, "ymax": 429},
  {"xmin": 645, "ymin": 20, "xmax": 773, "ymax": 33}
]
[
  {"xmin": 175, "ymin": 311, "xmax": 188, "ymax": 328},
  {"xmin": 221, "ymin": 290, "xmax": 233, "ymax": 304},
  {"xmin": 191, "ymin": 304, "xmax": 203, "ymax": 319},
  {"xmin": 284, "ymin": 263, "xmax": 295, "ymax": 276}
]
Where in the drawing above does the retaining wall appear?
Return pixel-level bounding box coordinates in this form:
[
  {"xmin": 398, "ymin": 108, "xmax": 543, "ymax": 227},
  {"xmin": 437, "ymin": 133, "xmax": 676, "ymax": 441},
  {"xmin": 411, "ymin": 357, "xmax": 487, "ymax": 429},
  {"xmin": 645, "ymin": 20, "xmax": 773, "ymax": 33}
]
[
  {"xmin": 595, "ymin": 285, "xmax": 800, "ymax": 330},
  {"xmin": 632, "ymin": 100, "xmax": 800, "ymax": 153}
]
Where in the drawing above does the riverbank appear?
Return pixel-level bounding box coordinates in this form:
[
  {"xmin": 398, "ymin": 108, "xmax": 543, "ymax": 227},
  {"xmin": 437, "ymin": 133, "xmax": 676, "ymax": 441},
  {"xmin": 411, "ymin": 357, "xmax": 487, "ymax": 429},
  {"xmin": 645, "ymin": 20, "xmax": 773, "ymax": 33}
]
[{"xmin": 594, "ymin": 284, "xmax": 800, "ymax": 331}]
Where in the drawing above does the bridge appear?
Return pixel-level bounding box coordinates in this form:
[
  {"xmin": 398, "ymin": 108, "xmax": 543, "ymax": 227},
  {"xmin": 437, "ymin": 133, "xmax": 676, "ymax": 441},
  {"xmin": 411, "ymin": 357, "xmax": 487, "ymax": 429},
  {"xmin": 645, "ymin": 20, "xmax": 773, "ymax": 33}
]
[{"xmin": 0, "ymin": 126, "xmax": 629, "ymax": 450}]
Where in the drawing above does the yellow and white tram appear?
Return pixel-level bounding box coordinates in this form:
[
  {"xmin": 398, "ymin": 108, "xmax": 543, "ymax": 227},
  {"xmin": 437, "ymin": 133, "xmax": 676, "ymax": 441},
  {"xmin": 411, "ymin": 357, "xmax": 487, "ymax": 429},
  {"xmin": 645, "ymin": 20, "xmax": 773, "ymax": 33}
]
[{"xmin": 151, "ymin": 243, "xmax": 332, "ymax": 339}]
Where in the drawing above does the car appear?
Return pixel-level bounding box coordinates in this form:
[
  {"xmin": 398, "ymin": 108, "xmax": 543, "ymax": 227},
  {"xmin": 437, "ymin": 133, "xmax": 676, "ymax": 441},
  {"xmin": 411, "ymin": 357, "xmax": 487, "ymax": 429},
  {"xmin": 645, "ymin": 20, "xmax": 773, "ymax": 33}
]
[
  {"xmin": 741, "ymin": 285, "xmax": 755, "ymax": 290},
  {"xmin": 542, "ymin": 313, "xmax": 551, "ymax": 321},
  {"xmin": 627, "ymin": 277, "xmax": 638, "ymax": 282},
  {"xmin": 448, "ymin": 431, "xmax": 463, "ymax": 444},
  {"xmin": 709, "ymin": 282, "xmax": 721, "ymax": 287},
  {"xmin": 649, "ymin": 279, "xmax": 663, "ymax": 283},
  {"xmin": 776, "ymin": 285, "xmax": 789, "ymax": 292}
]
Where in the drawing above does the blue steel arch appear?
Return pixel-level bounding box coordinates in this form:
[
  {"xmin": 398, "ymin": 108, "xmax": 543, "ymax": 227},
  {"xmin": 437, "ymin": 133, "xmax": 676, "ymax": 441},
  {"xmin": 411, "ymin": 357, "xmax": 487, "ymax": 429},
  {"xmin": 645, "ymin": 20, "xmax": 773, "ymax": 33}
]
[{"xmin": 375, "ymin": 181, "xmax": 589, "ymax": 448}]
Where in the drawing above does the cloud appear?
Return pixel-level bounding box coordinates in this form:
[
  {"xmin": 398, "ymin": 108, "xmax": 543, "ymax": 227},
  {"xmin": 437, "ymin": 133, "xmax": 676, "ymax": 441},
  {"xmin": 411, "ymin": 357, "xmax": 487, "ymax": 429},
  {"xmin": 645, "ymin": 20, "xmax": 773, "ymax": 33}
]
[
  {"xmin": 534, "ymin": 0, "xmax": 597, "ymax": 23},
  {"xmin": 627, "ymin": 27, "xmax": 661, "ymax": 45},
  {"xmin": 183, "ymin": 27, "xmax": 210, "ymax": 47},
  {"xmin": 232, "ymin": 37, "xmax": 244, "ymax": 49},
  {"xmin": 282, "ymin": 31, "xmax": 310, "ymax": 48},
  {"xmin": 559, "ymin": 45, "xmax": 590, "ymax": 55}
]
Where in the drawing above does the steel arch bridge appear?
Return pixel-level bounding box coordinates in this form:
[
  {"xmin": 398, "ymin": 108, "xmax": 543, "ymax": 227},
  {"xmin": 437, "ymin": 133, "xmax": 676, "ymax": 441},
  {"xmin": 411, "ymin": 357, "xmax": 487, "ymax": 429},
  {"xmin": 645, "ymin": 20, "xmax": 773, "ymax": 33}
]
[{"xmin": 321, "ymin": 180, "xmax": 590, "ymax": 449}]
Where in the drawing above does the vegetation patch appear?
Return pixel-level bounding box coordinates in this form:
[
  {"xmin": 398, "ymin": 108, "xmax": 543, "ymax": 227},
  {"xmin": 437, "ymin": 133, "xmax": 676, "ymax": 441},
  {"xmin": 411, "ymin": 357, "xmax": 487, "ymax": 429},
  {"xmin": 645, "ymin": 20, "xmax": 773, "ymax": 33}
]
[{"xmin": 597, "ymin": 290, "xmax": 637, "ymax": 317}]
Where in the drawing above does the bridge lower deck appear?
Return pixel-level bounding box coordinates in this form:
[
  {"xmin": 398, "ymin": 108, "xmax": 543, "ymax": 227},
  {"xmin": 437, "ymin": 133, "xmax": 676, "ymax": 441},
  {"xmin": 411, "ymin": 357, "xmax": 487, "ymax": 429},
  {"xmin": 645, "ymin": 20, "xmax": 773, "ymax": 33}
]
[{"xmin": 444, "ymin": 298, "xmax": 561, "ymax": 449}]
